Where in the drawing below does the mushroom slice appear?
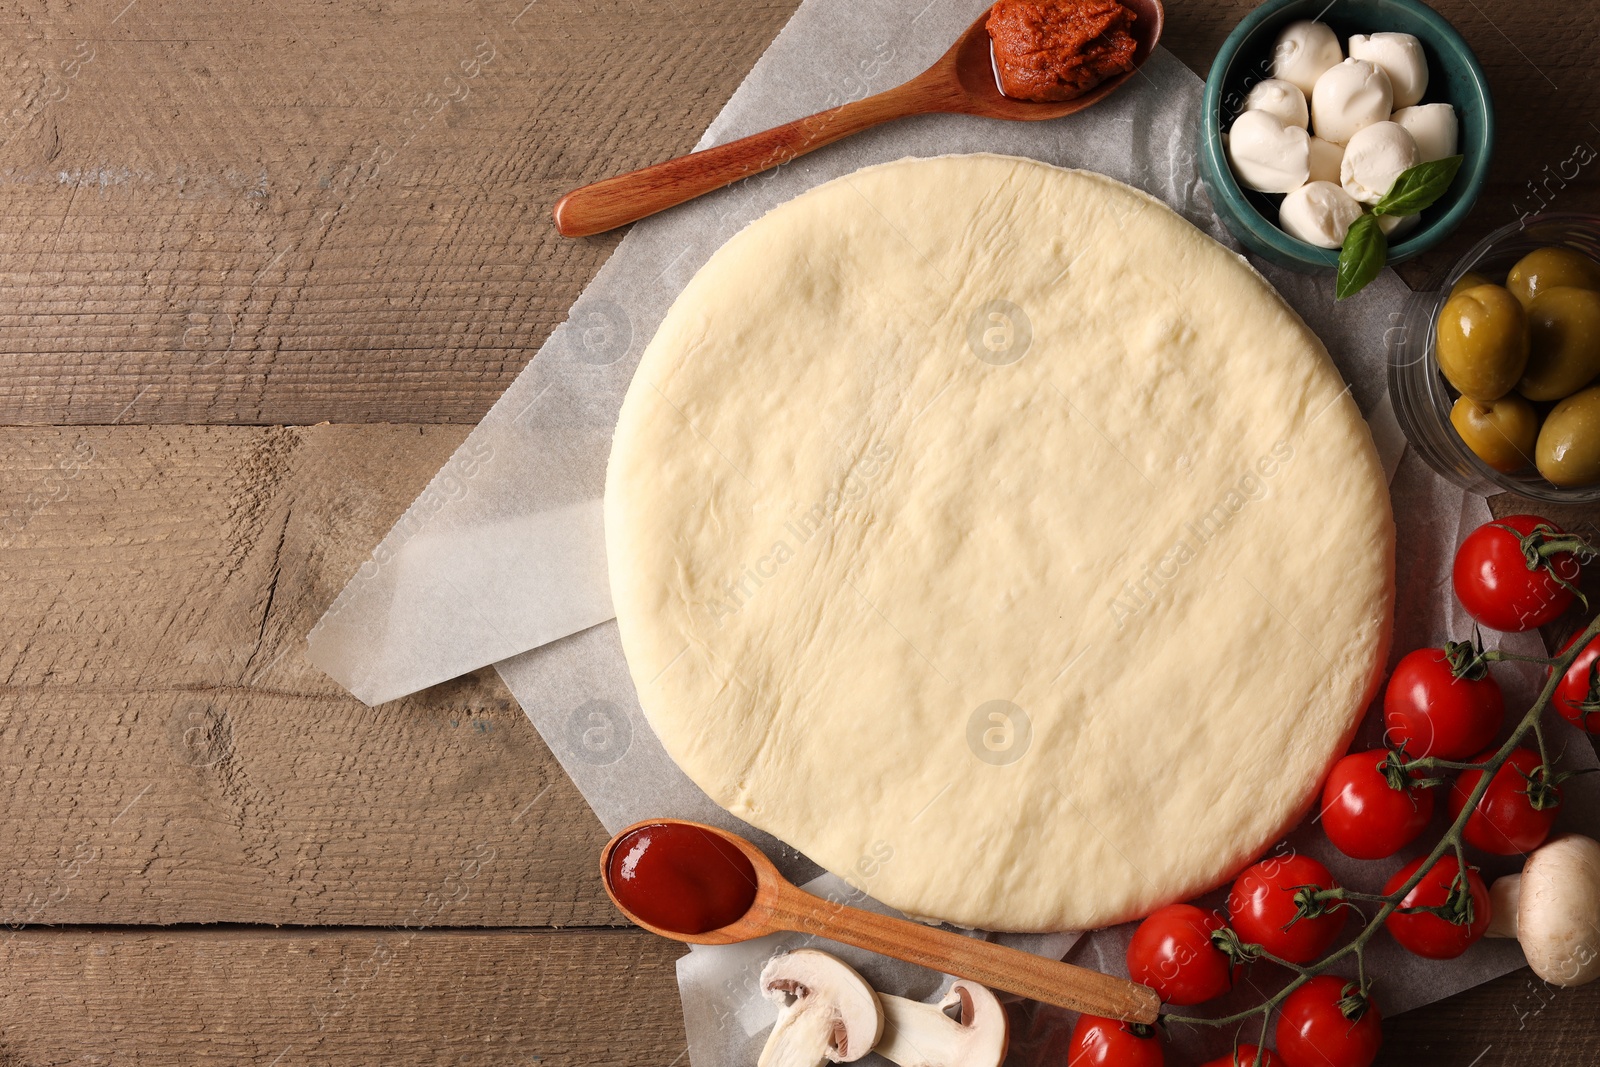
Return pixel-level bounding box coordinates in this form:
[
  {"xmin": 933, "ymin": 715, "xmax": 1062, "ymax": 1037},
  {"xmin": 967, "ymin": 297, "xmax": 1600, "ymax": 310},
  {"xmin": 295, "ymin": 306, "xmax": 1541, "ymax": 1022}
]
[
  {"xmin": 1486, "ymin": 833, "xmax": 1600, "ymax": 987},
  {"xmin": 758, "ymin": 950, "xmax": 884, "ymax": 1067},
  {"xmin": 875, "ymin": 980, "xmax": 1009, "ymax": 1067}
]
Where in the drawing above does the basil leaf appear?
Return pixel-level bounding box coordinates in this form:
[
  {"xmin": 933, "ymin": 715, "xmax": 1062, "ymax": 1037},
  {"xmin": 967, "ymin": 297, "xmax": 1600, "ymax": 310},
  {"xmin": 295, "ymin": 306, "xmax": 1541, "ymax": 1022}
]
[
  {"xmin": 1373, "ymin": 155, "xmax": 1465, "ymax": 218},
  {"xmin": 1336, "ymin": 213, "xmax": 1387, "ymax": 301}
]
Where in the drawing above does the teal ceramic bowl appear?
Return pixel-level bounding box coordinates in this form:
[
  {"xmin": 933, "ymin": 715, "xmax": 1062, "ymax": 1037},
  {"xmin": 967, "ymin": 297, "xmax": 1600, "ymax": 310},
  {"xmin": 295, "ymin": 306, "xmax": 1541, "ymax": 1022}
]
[{"xmin": 1199, "ymin": 0, "xmax": 1494, "ymax": 272}]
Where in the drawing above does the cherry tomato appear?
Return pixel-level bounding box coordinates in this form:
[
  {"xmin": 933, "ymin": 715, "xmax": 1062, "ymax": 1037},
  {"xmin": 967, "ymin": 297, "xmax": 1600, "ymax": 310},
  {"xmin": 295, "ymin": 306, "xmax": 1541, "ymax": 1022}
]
[
  {"xmin": 1382, "ymin": 854, "xmax": 1491, "ymax": 959},
  {"xmin": 1382, "ymin": 647, "xmax": 1504, "ymax": 759},
  {"xmin": 1320, "ymin": 750, "xmax": 1436, "ymax": 860},
  {"xmin": 1066, "ymin": 1014, "xmax": 1163, "ymax": 1067},
  {"xmin": 1452, "ymin": 514, "xmax": 1584, "ymax": 632},
  {"xmin": 1125, "ymin": 903, "xmax": 1238, "ymax": 1006},
  {"xmin": 1448, "ymin": 747, "xmax": 1561, "ymax": 855},
  {"xmin": 1227, "ymin": 854, "xmax": 1346, "ymax": 964},
  {"xmin": 1198, "ymin": 1046, "xmax": 1283, "ymax": 1067},
  {"xmin": 1275, "ymin": 976, "xmax": 1382, "ymax": 1067},
  {"xmin": 1553, "ymin": 631, "xmax": 1600, "ymax": 735}
]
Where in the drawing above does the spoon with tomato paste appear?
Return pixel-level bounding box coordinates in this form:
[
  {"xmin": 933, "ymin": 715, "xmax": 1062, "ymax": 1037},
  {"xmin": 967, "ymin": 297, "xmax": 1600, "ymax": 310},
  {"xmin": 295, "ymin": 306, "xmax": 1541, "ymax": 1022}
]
[
  {"xmin": 553, "ymin": 0, "xmax": 1165, "ymax": 236},
  {"xmin": 600, "ymin": 818, "xmax": 1161, "ymax": 1023}
]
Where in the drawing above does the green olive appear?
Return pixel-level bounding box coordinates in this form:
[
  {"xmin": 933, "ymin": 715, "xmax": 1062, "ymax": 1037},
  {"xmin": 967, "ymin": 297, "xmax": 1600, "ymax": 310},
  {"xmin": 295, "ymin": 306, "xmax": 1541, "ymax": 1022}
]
[
  {"xmin": 1507, "ymin": 247, "xmax": 1600, "ymax": 309},
  {"xmin": 1519, "ymin": 287, "xmax": 1600, "ymax": 400},
  {"xmin": 1537, "ymin": 384, "xmax": 1600, "ymax": 486},
  {"xmin": 1451, "ymin": 394, "xmax": 1540, "ymax": 472},
  {"xmin": 1436, "ymin": 284, "xmax": 1531, "ymax": 402},
  {"xmin": 1450, "ymin": 271, "xmax": 1494, "ymax": 299}
]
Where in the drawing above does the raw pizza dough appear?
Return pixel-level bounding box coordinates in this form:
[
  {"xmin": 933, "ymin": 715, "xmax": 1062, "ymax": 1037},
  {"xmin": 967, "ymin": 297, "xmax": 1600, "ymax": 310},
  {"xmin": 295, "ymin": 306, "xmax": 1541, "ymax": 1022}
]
[{"xmin": 605, "ymin": 155, "xmax": 1394, "ymax": 932}]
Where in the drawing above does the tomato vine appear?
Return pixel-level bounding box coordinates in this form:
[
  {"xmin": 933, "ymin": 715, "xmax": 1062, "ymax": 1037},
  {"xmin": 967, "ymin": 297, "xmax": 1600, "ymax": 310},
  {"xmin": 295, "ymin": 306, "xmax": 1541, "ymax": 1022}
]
[{"xmin": 1161, "ymin": 607, "xmax": 1600, "ymax": 1038}]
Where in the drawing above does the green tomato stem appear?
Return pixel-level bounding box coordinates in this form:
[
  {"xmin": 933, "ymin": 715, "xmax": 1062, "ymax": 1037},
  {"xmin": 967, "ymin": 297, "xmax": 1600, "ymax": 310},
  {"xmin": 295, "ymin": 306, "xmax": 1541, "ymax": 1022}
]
[
  {"xmin": 1403, "ymin": 756, "xmax": 1491, "ymax": 774},
  {"xmin": 1163, "ymin": 610, "xmax": 1600, "ymax": 1031},
  {"xmin": 1250, "ymin": 947, "xmax": 1318, "ymax": 977},
  {"xmin": 1482, "ymin": 649, "xmax": 1561, "ymax": 668},
  {"xmin": 1317, "ymin": 888, "xmax": 1390, "ymax": 904}
]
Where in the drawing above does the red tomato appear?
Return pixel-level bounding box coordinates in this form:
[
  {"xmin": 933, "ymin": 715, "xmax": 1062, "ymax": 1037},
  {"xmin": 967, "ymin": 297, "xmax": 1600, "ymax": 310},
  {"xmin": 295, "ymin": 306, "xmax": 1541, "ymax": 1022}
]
[
  {"xmin": 1066, "ymin": 1015, "xmax": 1163, "ymax": 1067},
  {"xmin": 1381, "ymin": 647, "xmax": 1503, "ymax": 759},
  {"xmin": 1382, "ymin": 854, "xmax": 1492, "ymax": 959},
  {"xmin": 1275, "ymin": 976, "xmax": 1382, "ymax": 1067},
  {"xmin": 1125, "ymin": 903, "xmax": 1238, "ymax": 1006},
  {"xmin": 1448, "ymin": 747, "xmax": 1561, "ymax": 855},
  {"xmin": 1198, "ymin": 1046, "xmax": 1283, "ymax": 1067},
  {"xmin": 1227, "ymin": 854, "xmax": 1346, "ymax": 964},
  {"xmin": 1452, "ymin": 515, "xmax": 1584, "ymax": 632},
  {"xmin": 1553, "ymin": 632, "xmax": 1600, "ymax": 735},
  {"xmin": 1320, "ymin": 750, "xmax": 1436, "ymax": 860}
]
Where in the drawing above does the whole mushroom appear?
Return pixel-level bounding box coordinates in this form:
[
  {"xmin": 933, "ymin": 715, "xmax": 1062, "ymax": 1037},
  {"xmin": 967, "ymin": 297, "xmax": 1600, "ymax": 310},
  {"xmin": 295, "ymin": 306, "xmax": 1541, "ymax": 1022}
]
[
  {"xmin": 1485, "ymin": 833, "xmax": 1600, "ymax": 987},
  {"xmin": 876, "ymin": 979, "xmax": 1009, "ymax": 1067},
  {"xmin": 758, "ymin": 950, "xmax": 883, "ymax": 1067}
]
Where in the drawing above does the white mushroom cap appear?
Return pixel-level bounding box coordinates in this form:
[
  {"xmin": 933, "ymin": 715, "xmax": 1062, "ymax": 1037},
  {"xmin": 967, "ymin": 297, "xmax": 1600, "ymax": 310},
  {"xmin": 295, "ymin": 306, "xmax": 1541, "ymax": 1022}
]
[
  {"xmin": 759, "ymin": 950, "xmax": 884, "ymax": 1067},
  {"xmin": 876, "ymin": 980, "xmax": 1009, "ymax": 1067},
  {"xmin": 1486, "ymin": 834, "xmax": 1600, "ymax": 988}
]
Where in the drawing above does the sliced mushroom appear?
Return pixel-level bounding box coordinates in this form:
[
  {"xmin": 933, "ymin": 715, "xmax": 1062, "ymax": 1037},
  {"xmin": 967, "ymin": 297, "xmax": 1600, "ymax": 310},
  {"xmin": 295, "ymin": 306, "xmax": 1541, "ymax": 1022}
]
[
  {"xmin": 1485, "ymin": 833, "xmax": 1600, "ymax": 987},
  {"xmin": 758, "ymin": 950, "xmax": 884, "ymax": 1067},
  {"xmin": 875, "ymin": 979, "xmax": 1009, "ymax": 1067}
]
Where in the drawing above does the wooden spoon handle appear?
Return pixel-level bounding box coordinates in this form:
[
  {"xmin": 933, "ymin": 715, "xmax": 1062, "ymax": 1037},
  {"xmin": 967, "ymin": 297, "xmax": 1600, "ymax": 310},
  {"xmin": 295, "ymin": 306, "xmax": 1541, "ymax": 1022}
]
[
  {"xmin": 551, "ymin": 78, "xmax": 956, "ymax": 237},
  {"xmin": 766, "ymin": 886, "xmax": 1161, "ymax": 1023}
]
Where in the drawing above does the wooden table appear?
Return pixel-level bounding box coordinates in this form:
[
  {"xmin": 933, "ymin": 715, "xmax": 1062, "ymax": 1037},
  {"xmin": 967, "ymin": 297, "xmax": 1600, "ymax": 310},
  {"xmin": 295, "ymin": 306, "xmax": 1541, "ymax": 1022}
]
[{"xmin": 2, "ymin": 0, "xmax": 1597, "ymax": 1062}]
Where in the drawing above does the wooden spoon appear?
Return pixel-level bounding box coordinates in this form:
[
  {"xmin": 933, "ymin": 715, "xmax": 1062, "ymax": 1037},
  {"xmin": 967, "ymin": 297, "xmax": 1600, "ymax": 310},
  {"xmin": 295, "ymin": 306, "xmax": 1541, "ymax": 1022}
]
[
  {"xmin": 600, "ymin": 818, "xmax": 1162, "ymax": 1024},
  {"xmin": 552, "ymin": 1, "xmax": 1166, "ymax": 237}
]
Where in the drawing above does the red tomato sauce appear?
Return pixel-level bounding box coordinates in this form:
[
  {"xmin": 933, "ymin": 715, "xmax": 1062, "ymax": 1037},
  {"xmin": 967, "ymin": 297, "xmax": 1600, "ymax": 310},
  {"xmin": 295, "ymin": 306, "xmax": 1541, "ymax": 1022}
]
[
  {"xmin": 986, "ymin": 0, "xmax": 1139, "ymax": 102},
  {"xmin": 606, "ymin": 823, "xmax": 758, "ymax": 934}
]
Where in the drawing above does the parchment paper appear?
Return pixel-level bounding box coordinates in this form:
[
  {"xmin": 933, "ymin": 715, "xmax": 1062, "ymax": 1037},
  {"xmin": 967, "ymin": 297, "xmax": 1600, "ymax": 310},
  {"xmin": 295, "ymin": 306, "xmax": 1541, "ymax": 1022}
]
[{"xmin": 305, "ymin": 0, "xmax": 1600, "ymax": 1061}]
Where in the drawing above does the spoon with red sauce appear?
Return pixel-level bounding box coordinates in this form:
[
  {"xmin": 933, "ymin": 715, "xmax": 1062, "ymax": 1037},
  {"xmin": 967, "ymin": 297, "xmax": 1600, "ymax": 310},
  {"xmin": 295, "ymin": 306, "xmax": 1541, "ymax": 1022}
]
[
  {"xmin": 601, "ymin": 818, "xmax": 1161, "ymax": 1024},
  {"xmin": 552, "ymin": 0, "xmax": 1166, "ymax": 237}
]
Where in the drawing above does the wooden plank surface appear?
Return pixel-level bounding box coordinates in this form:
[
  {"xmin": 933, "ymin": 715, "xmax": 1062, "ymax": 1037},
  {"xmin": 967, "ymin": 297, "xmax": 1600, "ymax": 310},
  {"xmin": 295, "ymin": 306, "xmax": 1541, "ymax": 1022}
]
[
  {"xmin": 0, "ymin": 929, "xmax": 1592, "ymax": 1065},
  {"xmin": 0, "ymin": 0, "xmax": 1594, "ymax": 425},
  {"xmin": 0, "ymin": 929, "xmax": 686, "ymax": 1066},
  {"xmin": 3, "ymin": 0, "xmax": 1600, "ymax": 1064},
  {"xmin": 0, "ymin": 0, "xmax": 801, "ymax": 426},
  {"xmin": 0, "ymin": 424, "xmax": 628, "ymax": 926}
]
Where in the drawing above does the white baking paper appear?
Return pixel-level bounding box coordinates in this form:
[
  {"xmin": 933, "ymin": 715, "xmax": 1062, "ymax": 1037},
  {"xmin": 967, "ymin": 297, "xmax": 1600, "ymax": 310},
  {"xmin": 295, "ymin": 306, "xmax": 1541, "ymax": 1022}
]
[{"xmin": 305, "ymin": 0, "xmax": 1600, "ymax": 1061}]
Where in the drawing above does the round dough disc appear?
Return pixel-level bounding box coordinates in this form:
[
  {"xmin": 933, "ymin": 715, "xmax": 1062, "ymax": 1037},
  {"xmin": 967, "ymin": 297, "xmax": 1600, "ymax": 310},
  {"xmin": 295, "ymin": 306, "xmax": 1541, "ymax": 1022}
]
[{"xmin": 605, "ymin": 155, "xmax": 1393, "ymax": 932}]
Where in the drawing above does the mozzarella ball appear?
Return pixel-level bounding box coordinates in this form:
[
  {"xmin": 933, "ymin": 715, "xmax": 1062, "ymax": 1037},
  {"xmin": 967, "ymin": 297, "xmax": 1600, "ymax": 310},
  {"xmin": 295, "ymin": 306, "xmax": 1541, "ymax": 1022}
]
[
  {"xmin": 1312, "ymin": 58, "xmax": 1394, "ymax": 145},
  {"xmin": 1341, "ymin": 121, "xmax": 1420, "ymax": 204},
  {"xmin": 1272, "ymin": 20, "xmax": 1343, "ymax": 98},
  {"xmin": 1280, "ymin": 181, "xmax": 1366, "ymax": 248},
  {"xmin": 1244, "ymin": 78, "xmax": 1309, "ymax": 129},
  {"xmin": 1348, "ymin": 32, "xmax": 1429, "ymax": 108},
  {"xmin": 1227, "ymin": 110, "xmax": 1312, "ymax": 193},
  {"xmin": 1308, "ymin": 137, "xmax": 1345, "ymax": 184},
  {"xmin": 1378, "ymin": 213, "xmax": 1422, "ymax": 240},
  {"xmin": 1392, "ymin": 103, "xmax": 1459, "ymax": 163}
]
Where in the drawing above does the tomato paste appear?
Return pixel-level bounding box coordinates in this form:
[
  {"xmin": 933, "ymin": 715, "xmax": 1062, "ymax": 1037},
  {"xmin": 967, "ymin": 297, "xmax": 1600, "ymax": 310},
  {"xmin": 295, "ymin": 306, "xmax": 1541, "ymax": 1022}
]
[
  {"xmin": 987, "ymin": 0, "xmax": 1139, "ymax": 102},
  {"xmin": 606, "ymin": 823, "xmax": 758, "ymax": 934}
]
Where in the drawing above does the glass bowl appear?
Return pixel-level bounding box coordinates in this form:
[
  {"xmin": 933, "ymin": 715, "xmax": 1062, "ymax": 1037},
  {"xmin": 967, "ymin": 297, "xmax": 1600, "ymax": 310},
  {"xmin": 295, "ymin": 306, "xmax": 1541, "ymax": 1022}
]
[
  {"xmin": 1198, "ymin": 0, "xmax": 1494, "ymax": 273},
  {"xmin": 1387, "ymin": 213, "xmax": 1600, "ymax": 503}
]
